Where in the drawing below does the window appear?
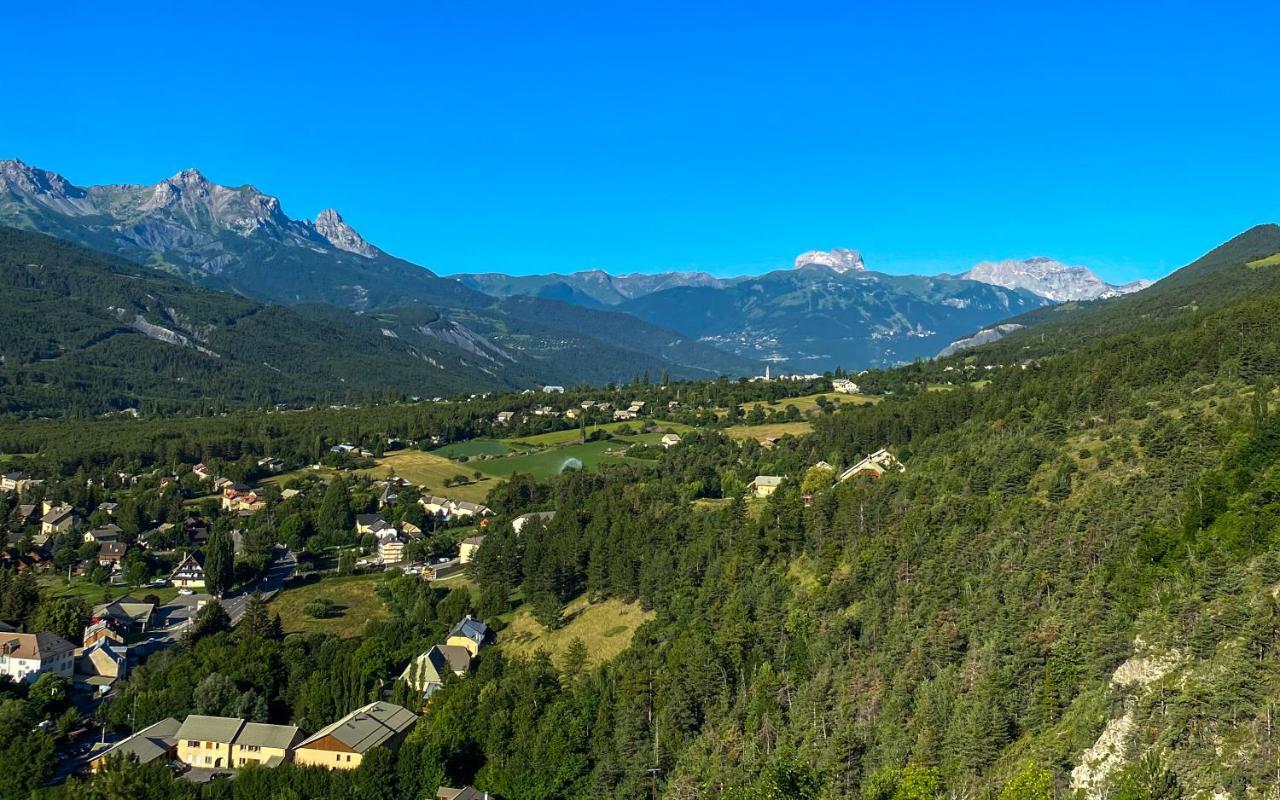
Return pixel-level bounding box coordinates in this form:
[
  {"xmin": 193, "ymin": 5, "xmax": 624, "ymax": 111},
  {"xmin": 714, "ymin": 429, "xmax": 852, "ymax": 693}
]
[{"xmin": 187, "ymin": 740, "xmax": 199, "ymax": 747}]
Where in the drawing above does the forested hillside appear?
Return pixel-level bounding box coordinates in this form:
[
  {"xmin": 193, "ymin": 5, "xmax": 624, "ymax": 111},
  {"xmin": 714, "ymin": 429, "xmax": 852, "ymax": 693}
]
[{"xmin": 6, "ymin": 226, "xmax": 1280, "ymax": 799}]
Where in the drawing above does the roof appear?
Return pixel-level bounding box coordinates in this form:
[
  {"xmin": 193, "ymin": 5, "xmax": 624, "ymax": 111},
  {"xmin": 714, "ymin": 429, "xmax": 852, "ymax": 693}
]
[
  {"xmin": 296, "ymin": 701, "xmax": 417, "ymax": 754},
  {"xmin": 448, "ymin": 616, "xmax": 490, "ymax": 644},
  {"xmin": 437, "ymin": 644, "xmax": 473, "ymax": 673},
  {"xmin": 99, "ymin": 542, "xmax": 127, "ymax": 558},
  {"xmin": 42, "ymin": 506, "xmax": 75, "ymax": 525},
  {"xmin": 439, "ymin": 788, "xmax": 494, "ymax": 800},
  {"xmin": 355, "ymin": 514, "xmax": 386, "ymax": 526},
  {"xmin": 176, "ymin": 715, "xmax": 245, "ymax": 744},
  {"xmin": 235, "ymin": 722, "xmax": 300, "ymax": 750},
  {"xmin": 0, "ymin": 631, "xmax": 75, "ymax": 659},
  {"xmin": 750, "ymin": 475, "xmax": 783, "ymax": 487},
  {"xmin": 95, "ymin": 717, "xmax": 181, "ymax": 765}
]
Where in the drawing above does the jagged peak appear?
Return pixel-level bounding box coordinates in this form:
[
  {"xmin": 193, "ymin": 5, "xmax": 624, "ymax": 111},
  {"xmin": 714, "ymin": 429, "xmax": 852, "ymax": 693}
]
[{"xmin": 314, "ymin": 207, "xmax": 378, "ymax": 258}]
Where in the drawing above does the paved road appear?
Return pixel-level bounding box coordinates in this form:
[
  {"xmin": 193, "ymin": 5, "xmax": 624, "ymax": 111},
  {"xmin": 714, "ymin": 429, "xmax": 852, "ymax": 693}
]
[{"xmin": 224, "ymin": 547, "xmax": 297, "ymax": 625}]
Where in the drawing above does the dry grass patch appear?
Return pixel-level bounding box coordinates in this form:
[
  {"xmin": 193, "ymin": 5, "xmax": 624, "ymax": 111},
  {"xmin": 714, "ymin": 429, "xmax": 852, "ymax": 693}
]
[
  {"xmin": 359, "ymin": 450, "xmax": 497, "ymax": 503},
  {"xmin": 724, "ymin": 421, "xmax": 813, "ymax": 442},
  {"xmin": 270, "ymin": 573, "xmax": 390, "ymax": 638},
  {"xmin": 499, "ymin": 596, "xmax": 654, "ymax": 667}
]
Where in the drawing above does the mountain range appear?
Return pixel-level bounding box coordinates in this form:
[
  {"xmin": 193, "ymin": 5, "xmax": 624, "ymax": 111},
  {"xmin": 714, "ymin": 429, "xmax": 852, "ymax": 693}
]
[{"xmin": 0, "ymin": 158, "xmax": 1160, "ymax": 410}]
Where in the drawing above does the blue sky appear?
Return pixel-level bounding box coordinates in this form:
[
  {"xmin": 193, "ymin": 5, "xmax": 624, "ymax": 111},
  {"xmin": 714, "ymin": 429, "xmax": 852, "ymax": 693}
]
[{"xmin": 6, "ymin": 2, "xmax": 1279, "ymax": 282}]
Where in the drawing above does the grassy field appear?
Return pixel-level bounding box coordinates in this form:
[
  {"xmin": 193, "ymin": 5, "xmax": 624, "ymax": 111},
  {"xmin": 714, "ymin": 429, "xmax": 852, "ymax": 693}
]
[
  {"xmin": 499, "ymin": 596, "xmax": 654, "ymax": 667},
  {"xmin": 505, "ymin": 420, "xmax": 691, "ymax": 448},
  {"xmin": 723, "ymin": 421, "xmax": 813, "ymax": 442},
  {"xmin": 1248, "ymin": 252, "xmax": 1280, "ymax": 269},
  {"xmin": 39, "ymin": 575, "xmax": 180, "ymax": 607},
  {"xmin": 472, "ymin": 438, "xmax": 654, "ymax": 480},
  {"xmin": 269, "ymin": 572, "xmax": 390, "ymax": 638},
  {"xmin": 259, "ymin": 465, "xmax": 337, "ymax": 488},
  {"xmin": 759, "ymin": 391, "xmax": 879, "ymax": 415},
  {"xmin": 358, "ymin": 450, "xmax": 496, "ymax": 503},
  {"xmin": 430, "ymin": 439, "xmax": 513, "ymax": 458}
]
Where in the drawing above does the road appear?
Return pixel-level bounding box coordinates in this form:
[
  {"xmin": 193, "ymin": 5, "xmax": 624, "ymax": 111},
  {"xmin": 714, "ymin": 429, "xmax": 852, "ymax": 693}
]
[{"xmin": 223, "ymin": 547, "xmax": 297, "ymax": 624}]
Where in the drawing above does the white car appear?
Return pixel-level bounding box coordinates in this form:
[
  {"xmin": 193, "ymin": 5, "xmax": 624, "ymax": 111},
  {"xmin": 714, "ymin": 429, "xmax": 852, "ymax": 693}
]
[{"xmin": 177, "ymin": 588, "xmax": 194, "ymax": 596}]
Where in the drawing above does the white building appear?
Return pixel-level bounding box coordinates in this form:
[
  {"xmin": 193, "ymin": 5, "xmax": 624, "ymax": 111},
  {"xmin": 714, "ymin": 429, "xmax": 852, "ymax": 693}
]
[{"xmin": 0, "ymin": 632, "xmax": 76, "ymax": 683}]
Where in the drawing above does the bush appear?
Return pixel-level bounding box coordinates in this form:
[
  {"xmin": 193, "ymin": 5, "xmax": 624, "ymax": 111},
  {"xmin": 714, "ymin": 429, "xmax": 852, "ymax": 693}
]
[{"xmin": 304, "ymin": 598, "xmax": 340, "ymax": 619}]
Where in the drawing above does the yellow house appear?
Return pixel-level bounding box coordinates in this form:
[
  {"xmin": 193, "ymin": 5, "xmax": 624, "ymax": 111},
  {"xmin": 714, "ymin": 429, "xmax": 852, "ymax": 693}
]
[
  {"xmin": 175, "ymin": 716, "xmax": 299, "ymax": 769},
  {"xmin": 747, "ymin": 475, "xmax": 783, "ymax": 498},
  {"xmin": 445, "ymin": 616, "xmax": 491, "ymax": 658},
  {"xmin": 292, "ymin": 701, "xmax": 417, "ymax": 771},
  {"xmin": 176, "ymin": 716, "xmax": 243, "ymax": 769},
  {"xmin": 232, "ymin": 722, "xmax": 301, "ymax": 768}
]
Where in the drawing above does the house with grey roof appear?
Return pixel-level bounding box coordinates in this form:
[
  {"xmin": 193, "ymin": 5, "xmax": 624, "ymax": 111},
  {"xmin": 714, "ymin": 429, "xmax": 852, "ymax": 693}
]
[
  {"xmin": 399, "ymin": 644, "xmax": 472, "ymax": 697},
  {"xmin": 292, "ymin": 701, "xmax": 418, "ymax": 770},
  {"xmin": 90, "ymin": 717, "xmax": 181, "ymax": 772},
  {"xmin": 446, "ymin": 616, "xmax": 492, "ymax": 657}
]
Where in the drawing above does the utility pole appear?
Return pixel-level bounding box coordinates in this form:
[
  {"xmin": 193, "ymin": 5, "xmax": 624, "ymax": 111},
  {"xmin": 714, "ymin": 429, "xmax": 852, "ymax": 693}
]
[{"xmin": 647, "ymin": 674, "xmax": 661, "ymax": 800}]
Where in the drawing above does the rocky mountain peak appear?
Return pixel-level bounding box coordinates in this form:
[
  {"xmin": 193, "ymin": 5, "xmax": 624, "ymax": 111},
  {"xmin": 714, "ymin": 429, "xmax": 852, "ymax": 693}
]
[
  {"xmin": 0, "ymin": 158, "xmax": 94, "ymax": 215},
  {"xmin": 794, "ymin": 248, "xmax": 866, "ymax": 273},
  {"xmin": 963, "ymin": 257, "xmax": 1147, "ymax": 302},
  {"xmin": 314, "ymin": 208, "xmax": 378, "ymax": 258}
]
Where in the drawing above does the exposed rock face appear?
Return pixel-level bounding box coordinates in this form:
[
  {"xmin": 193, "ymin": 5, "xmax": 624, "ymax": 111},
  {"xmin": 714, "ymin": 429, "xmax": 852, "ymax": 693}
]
[
  {"xmin": 0, "ymin": 159, "xmax": 95, "ymax": 215},
  {"xmin": 1070, "ymin": 639, "xmax": 1182, "ymax": 798},
  {"xmin": 794, "ymin": 248, "xmax": 865, "ymax": 273},
  {"xmin": 937, "ymin": 323, "xmax": 1025, "ymax": 357},
  {"xmin": 314, "ymin": 208, "xmax": 379, "ymax": 257},
  {"xmin": 963, "ymin": 256, "xmax": 1150, "ymax": 302}
]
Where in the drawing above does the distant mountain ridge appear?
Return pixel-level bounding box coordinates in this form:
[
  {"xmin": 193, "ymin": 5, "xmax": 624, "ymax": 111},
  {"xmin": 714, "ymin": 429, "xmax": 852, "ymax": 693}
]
[
  {"xmin": 961, "ymin": 256, "xmax": 1150, "ymax": 302},
  {"xmin": 0, "ymin": 159, "xmax": 759, "ymax": 383}
]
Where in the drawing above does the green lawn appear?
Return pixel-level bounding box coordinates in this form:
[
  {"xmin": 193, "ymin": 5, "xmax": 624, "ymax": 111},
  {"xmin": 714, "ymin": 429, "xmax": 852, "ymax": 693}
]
[
  {"xmin": 269, "ymin": 572, "xmax": 390, "ymax": 638},
  {"xmin": 1248, "ymin": 252, "xmax": 1280, "ymax": 269},
  {"xmin": 472, "ymin": 438, "xmax": 655, "ymax": 480},
  {"xmin": 430, "ymin": 439, "xmax": 513, "ymax": 458},
  {"xmin": 39, "ymin": 575, "xmax": 180, "ymax": 607},
  {"xmin": 504, "ymin": 420, "xmax": 691, "ymax": 448}
]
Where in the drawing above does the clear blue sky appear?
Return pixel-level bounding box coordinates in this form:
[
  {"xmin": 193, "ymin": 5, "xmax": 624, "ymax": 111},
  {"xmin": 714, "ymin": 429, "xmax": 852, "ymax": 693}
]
[{"xmin": 7, "ymin": 1, "xmax": 1279, "ymax": 282}]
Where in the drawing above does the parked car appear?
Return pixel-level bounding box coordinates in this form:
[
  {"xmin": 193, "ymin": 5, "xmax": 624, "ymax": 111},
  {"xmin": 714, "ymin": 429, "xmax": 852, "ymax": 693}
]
[{"xmin": 177, "ymin": 588, "xmax": 193, "ymax": 596}]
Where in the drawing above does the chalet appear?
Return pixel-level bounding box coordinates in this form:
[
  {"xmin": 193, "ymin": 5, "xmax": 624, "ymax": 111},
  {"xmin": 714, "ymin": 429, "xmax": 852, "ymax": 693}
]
[
  {"xmin": 532, "ymin": 405, "xmax": 555, "ymax": 417},
  {"xmin": 193, "ymin": 463, "xmax": 213, "ymax": 480},
  {"xmin": 377, "ymin": 485, "xmax": 398, "ymax": 509},
  {"xmin": 613, "ymin": 409, "xmax": 637, "ymax": 421},
  {"xmin": 446, "ymin": 616, "xmax": 492, "ymax": 657},
  {"xmin": 398, "ymin": 644, "xmax": 472, "ymax": 696},
  {"xmin": 97, "ymin": 502, "xmax": 119, "ymax": 516},
  {"xmin": 494, "ymin": 412, "xmax": 515, "ymax": 425},
  {"xmin": 564, "ymin": 408, "xmax": 580, "ymax": 419},
  {"xmin": 542, "ymin": 385, "xmax": 565, "ymax": 394},
  {"xmin": 330, "ymin": 444, "xmax": 358, "ymax": 455},
  {"xmin": 97, "ymin": 542, "xmax": 128, "ymax": 570},
  {"xmin": 171, "ymin": 552, "xmax": 206, "ymax": 589},
  {"xmin": 212, "ymin": 477, "xmax": 235, "ymax": 491},
  {"xmin": 257, "ymin": 457, "xmax": 285, "ymax": 473},
  {"xmin": 421, "ymin": 497, "xmax": 492, "ymax": 521},
  {"xmin": 831, "ymin": 378, "xmax": 860, "ymax": 394},
  {"xmin": 660, "ymin": 433, "xmax": 682, "ymax": 448},
  {"xmin": 459, "ymin": 536, "xmax": 485, "ymax": 564},
  {"xmin": 628, "ymin": 401, "xmax": 646, "ymax": 413},
  {"xmin": 41, "ymin": 505, "xmax": 78, "ymax": 536},
  {"xmin": 0, "ymin": 632, "xmax": 76, "ymax": 683},
  {"xmin": 292, "ymin": 701, "xmax": 418, "ymax": 771},
  {"xmin": 90, "ymin": 717, "xmax": 181, "ymax": 772},
  {"xmin": 355, "ymin": 514, "xmax": 394, "ymax": 536},
  {"xmin": 0, "ymin": 471, "xmax": 33, "ymax": 494},
  {"xmin": 511, "ymin": 511, "xmax": 555, "ymax": 535},
  {"xmin": 838, "ymin": 448, "xmax": 905, "ymax": 482},
  {"xmin": 84, "ymin": 524, "xmax": 123, "ymax": 545},
  {"xmin": 747, "ymin": 475, "xmax": 783, "ymax": 498},
  {"xmin": 231, "ymin": 722, "xmax": 303, "ymax": 768}
]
